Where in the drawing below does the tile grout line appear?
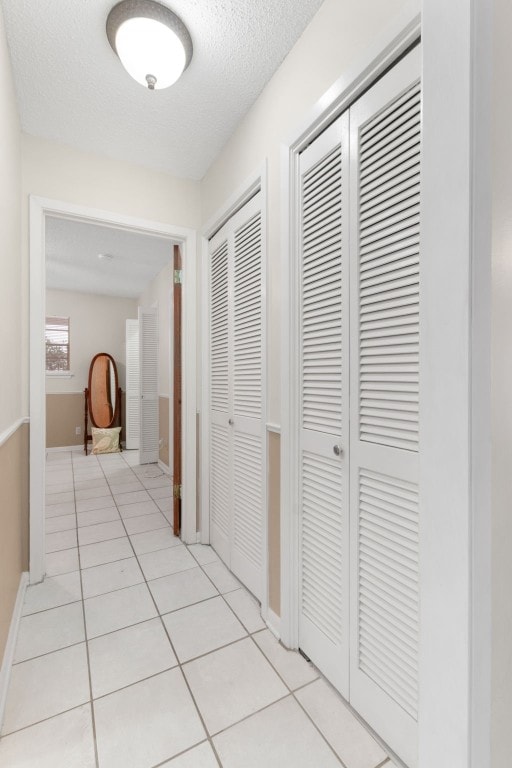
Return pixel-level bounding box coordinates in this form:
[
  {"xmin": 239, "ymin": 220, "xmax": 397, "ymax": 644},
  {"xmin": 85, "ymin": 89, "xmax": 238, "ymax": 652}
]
[{"xmin": 69, "ymin": 452, "xmax": 101, "ymax": 768}]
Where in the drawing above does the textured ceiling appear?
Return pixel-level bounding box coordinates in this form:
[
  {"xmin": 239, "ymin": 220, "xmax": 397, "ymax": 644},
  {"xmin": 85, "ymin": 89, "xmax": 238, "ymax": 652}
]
[
  {"xmin": 46, "ymin": 217, "xmax": 173, "ymax": 298},
  {"xmin": 1, "ymin": 0, "xmax": 325, "ymax": 179}
]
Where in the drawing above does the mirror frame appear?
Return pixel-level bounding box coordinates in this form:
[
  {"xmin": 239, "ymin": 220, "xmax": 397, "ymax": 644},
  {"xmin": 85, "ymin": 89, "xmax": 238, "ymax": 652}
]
[{"xmin": 87, "ymin": 352, "xmax": 120, "ymax": 429}]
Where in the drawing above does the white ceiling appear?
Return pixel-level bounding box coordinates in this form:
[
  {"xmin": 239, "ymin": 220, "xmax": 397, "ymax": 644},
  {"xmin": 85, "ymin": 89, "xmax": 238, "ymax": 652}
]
[
  {"xmin": 46, "ymin": 216, "xmax": 173, "ymax": 298},
  {"xmin": 1, "ymin": 0, "xmax": 325, "ymax": 180}
]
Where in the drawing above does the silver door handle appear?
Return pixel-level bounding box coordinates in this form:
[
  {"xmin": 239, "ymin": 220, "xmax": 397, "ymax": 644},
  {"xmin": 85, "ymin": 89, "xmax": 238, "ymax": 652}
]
[
  {"xmin": 228, "ymin": 419, "xmax": 234, "ymax": 426},
  {"xmin": 333, "ymin": 444, "xmax": 343, "ymax": 457}
]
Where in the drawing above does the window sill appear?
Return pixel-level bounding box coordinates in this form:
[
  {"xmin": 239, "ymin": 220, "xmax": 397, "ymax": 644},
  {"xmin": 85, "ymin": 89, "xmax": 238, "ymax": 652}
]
[{"xmin": 46, "ymin": 371, "xmax": 74, "ymax": 379}]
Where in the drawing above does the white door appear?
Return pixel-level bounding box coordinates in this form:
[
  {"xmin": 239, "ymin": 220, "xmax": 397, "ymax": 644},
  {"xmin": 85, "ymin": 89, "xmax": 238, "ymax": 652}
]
[
  {"xmin": 295, "ymin": 45, "xmax": 421, "ymax": 767},
  {"xmin": 208, "ymin": 192, "xmax": 265, "ymax": 599},
  {"xmin": 139, "ymin": 306, "xmax": 159, "ymax": 465},
  {"xmin": 125, "ymin": 318, "xmax": 140, "ymax": 450},
  {"xmin": 348, "ymin": 47, "xmax": 421, "ymax": 768},
  {"xmin": 297, "ymin": 115, "xmax": 350, "ymax": 695}
]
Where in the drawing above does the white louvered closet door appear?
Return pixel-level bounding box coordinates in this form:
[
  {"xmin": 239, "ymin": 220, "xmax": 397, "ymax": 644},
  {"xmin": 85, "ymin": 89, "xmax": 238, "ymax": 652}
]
[
  {"xmin": 230, "ymin": 194, "xmax": 264, "ymax": 599},
  {"xmin": 298, "ymin": 115, "xmax": 350, "ymax": 695},
  {"xmin": 125, "ymin": 319, "xmax": 140, "ymax": 450},
  {"xmin": 139, "ymin": 306, "xmax": 159, "ymax": 465},
  {"xmin": 348, "ymin": 46, "xmax": 421, "ymax": 768},
  {"xmin": 208, "ymin": 191, "xmax": 265, "ymax": 599},
  {"xmin": 209, "ymin": 229, "xmax": 231, "ymax": 566}
]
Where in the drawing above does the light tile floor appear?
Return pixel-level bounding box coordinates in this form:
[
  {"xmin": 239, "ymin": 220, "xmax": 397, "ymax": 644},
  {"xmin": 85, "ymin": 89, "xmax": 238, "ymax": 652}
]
[{"xmin": 0, "ymin": 449, "xmax": 398, "ymax": 768}]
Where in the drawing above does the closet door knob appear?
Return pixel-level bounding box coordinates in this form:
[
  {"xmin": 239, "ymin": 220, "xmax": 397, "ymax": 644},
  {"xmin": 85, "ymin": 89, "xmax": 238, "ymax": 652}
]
[
  {"xmin": 228, "ymin": 418, "xmax": 234, "ymax": 426},
  {"xmin": 333, "ymin": 444, "xmax": 343, "ymax": 457}
]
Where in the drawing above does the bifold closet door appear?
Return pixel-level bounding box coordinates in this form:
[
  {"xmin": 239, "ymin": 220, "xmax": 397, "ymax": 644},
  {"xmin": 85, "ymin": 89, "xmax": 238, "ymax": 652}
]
[
  {"xmin": 139, "ymin": 306, "xmax": 159, "ymax": 465},
  {"xmin": 125, "ymin": 318, "xmax": 140, "ymax": 450},
  {"xmin": 349, "ymin": 46, "xmax": 421, "ymax": 768},
  {"xmin": 298, "ymin": 115, "xmax": 350, "ymax": 696},
  {"xmin": 209, "ymin": 192, "xmax": 265, "ymax": 600}
]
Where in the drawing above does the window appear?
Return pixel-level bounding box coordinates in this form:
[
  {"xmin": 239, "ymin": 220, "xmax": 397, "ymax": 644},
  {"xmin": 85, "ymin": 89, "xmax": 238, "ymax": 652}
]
[{"xmin": 45, "ymin": 316, "xmax": 70, "ymax": 371}]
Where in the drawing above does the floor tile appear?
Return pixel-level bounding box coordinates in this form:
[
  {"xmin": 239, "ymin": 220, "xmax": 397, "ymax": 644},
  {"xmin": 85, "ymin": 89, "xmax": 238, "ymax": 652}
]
[
  {"xmin": 22, "ymin": 572, "xmax": 82, "ymax": 615},
  {"xmin": 94, "ymin": 669, "xmax": 205, "ymax": 768},
  {"xmin": 45, "ymin": 491, "xmax": 74, "ymax": 505},
  {"xmin": 163, "ymin": 596, "xmax": 246, "ymax": 663},
  {"xmin": 155, "ymin": 497, "xmax": 172, "ymax": 513},
  {"xmin": 187, "ymin": 544, "xmax": 220, "ymax": 566},
  {"xmin": 84, "ymin": 583, "xmax": 157, "ymax": 638},
  {"xmin": 2, "ymin": 644, "xmax": 90, "ymax": 735},
  {"xmin": 79, "ymin": 536, "xmax": 132, "ymax": 569},
  {"xmin": 108, "ymin": 481, "xmax": 144, "ymax": 495},
  {"xmin": 140, "ymin": 475, "xmax": 171, "ymax": 489},
  {"xmin": 0, "ymin": 704, "xmax": 96, "ymax": 768},
  {"xmin": 223, "ymin": 589, "xmax": 265, "ymax": 633},
  {"xmin": 138, "ymin": 545, "xmax": 197, "ymax": 580},
  {"xmin": 113, "ymin": 489, "xmax": 151, "ymax": 506},
  {"xmin": 118, "ymin": 499, "xmax": 160, "ymax": 518},
  {"xmin": 74, "ymin": 479, "xmax": 109, "ymax": 492},
  {"xmin": 253, "ymin": 629, "xmax": 319, "ymax": 690},
  {"xmin": 81, "ymin": 557, "xmax": 144, "ymax": 599},
  {"xmin": 295, "ymin": 679, "xmax": 388, "ymax": 768},
  {"xmin": 43, "ymin": 482, "xmax": 74, "ymax": 495},
  {"xmin": 202, "ymin": 561, "xmax": 241, "ymax": 594},
  {"xmin": 46, "ymin": 528, "xmax": 78, "ymax": 553},
  {"xmin": 77, "ymin": 519, "xmax": 126, "ymax": 546},
  {"xmin": 148, "ymin": 485, "xmax": 172, "ymax": 500},
  {"xmin": 183, "ymin": 637, "xmax": 288, "ymax": 734},
  {"xmin": 160, "ymin": 741, "xmax": 219, "ymax": 767},
  {"xmin": 77, "ymin": 507, "xmax": 120, "ymax": 528},
  {"xmin": 76, "ymin": 496, "xmax": 115, "ymax": 514},
  {"xmin": 45, "ymin": 547, "xmax": 79, "ymax": 577},
  {"xmin": 45, "ymin": 501, "xmax": 76, "ymax": 518},
  {"xmin": 45, "ymin": 514, "xmax": 76, "ymax": 533},
  {"xmin": 88, "ymin": 618, "xmax": 177, "ymax": 698},
  {"xmin": 123, "ymin": 512, "xmax": 169, "ymax": 535},
  {"xmin": 14, "ymin": 602, "xmax": 85, "ymax": 662},
  {"xmin": 213, "ymin": 696, "xmax": 342, "ymax": 768},
  {"xmin": 75, "ymin": 485, "xmax": 114, "ymax": 501},
  {"xmin": 130, "ymin": 527, "xmax": 180, "ymax": 555},
  {"xmin": 149, "ymin": 567, "xmax": 218, "ymax": 615}
]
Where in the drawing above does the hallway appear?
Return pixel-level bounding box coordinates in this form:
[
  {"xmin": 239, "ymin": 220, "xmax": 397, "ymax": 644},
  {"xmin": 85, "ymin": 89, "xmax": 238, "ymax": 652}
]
[{"xmin": 0, "ymin": 449, "xmax": 397, "ymax": 768}]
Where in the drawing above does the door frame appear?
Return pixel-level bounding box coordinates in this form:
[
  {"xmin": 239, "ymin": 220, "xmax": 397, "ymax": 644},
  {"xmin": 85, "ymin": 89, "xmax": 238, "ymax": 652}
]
[
  {"xmin": 29, "ymin": 196, "xmax": 198, "ymax": 584},
  {"xmin": 200, "ymin": 166, "xmax": 269, "ymax": 617},
  {"xmin": 280, "ymin": 4, "xmax": 492, "ymax": 768}
]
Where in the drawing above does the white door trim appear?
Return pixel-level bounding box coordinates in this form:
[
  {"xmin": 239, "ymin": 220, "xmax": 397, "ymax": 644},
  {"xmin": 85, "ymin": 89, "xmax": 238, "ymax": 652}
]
[
  {"xmin": 29, "ymin": 196, "xmax": 198, "ymax": 583},
  {"xmin": 200, "ymin": 165, "xmax": 269, "ymax": 618}
]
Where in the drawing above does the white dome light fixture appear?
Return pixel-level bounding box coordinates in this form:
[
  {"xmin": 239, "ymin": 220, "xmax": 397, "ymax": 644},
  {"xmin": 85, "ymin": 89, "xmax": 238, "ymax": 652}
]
[{"xmin": 106, "ymin": 0, "xmax": 193, "ymax": 90}]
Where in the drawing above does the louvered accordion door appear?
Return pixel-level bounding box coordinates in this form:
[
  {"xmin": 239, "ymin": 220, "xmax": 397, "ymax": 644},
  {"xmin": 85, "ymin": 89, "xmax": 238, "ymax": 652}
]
[
  {"xmin": 348, "ymin": 47, "xmax": 421, "ymax": 768},
  {"xmin": 298, "ymin": 115, "xmax": 350, "ymax": 695},
  {"xmin": 139, "ymin": 306, "xmax": 159, "ymax": 465},
  {"xmin": 209, "ymin": 192, "xmax": 265, "ymax": 600}
]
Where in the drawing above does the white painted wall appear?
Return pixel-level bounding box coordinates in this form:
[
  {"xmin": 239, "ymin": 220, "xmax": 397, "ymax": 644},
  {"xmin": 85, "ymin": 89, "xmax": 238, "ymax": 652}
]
[
  {"xmin": 45, "ymin": 289, "xmax": 138, "ymax": 393},
  {"xmin": 21, "ymin": 134, "xmax": 201, "ymax": 416},
  {"xmin": 201, "ymin": 0, "xmax": 418, "ymax": 422},
  {"xmin": 138, "ymin": 261, "xmax": 172, "ymax": 397},
  {"xmin": 492, "ymin": 1, "xmax": 512, "ymax": 764},
  {"xmin": 0, "ymin": 7, "xmax": 21, "ymax": 433}
]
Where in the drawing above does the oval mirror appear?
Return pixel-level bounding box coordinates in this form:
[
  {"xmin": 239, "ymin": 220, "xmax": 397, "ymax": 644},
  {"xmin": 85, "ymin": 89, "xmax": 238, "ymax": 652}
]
[{"xmin": 87, "ymin": 353, "xmax": 119, "ymax": 428}]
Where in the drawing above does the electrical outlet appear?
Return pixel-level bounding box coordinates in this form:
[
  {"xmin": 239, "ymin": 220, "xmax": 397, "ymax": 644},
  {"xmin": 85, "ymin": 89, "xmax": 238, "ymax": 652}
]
[{"xmin": 75, "ymin": 426, "xmax": 81, "ymax": 435}]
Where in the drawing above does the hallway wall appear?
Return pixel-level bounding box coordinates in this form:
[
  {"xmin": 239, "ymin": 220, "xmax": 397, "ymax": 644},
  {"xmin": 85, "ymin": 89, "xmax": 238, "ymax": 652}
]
[
  {"xmin": 0, "ymin": 5, "xmax": 28, "ymax": 664},
  {"xmin": 200, "ymin": 0, "xmax": 417, "ymax": 616}
]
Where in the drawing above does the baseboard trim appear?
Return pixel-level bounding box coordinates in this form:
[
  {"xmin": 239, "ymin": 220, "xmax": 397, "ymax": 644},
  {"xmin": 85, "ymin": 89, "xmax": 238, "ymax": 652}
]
[
  {"xmin": 265, "ymin": 607, "xmax": 281, "ymax": 640},
  {"xmin": 158, "ymin": 460, "xmax": 171, "ymax": 475},
  {"xmin": 0, "ymin": 572, "xmax": 28, "ymax": 729},
  {"xmin": 46, "ymin": 444, "xmax": 83, "ymax": 453}
]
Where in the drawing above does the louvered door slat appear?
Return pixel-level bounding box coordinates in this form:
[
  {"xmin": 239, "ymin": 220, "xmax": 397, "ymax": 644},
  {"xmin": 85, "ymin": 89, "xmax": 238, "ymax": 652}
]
[
  {"xmin": 349, "ymin": 45, "xmax": 421, "ymax": 768},
  {"xmin": 298, "ymin": 113, "xmax": 349, "ymax": 697}
]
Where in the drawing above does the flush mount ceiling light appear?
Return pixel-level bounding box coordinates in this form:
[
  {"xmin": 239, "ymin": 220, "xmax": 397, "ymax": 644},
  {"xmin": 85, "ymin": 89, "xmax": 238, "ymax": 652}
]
[{"xmin": 106, "ymin": 0, "xmax": 193, "ymax": 90}]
